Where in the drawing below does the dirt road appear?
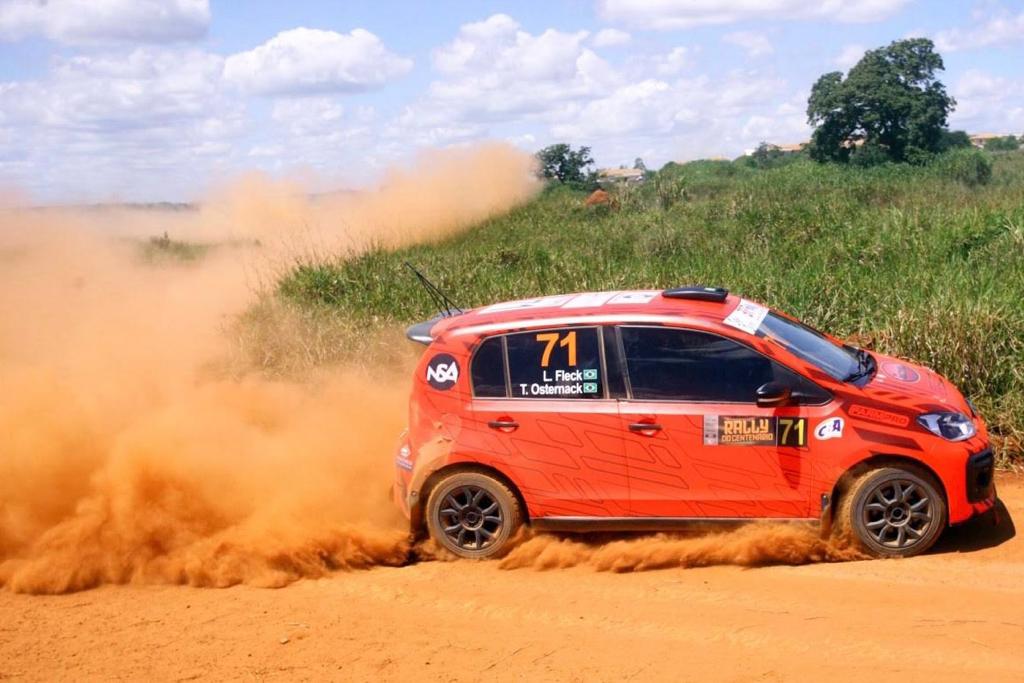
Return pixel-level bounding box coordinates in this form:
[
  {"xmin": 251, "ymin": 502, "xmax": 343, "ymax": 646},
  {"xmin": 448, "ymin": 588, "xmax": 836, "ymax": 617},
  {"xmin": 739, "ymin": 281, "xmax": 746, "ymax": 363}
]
[{"xmin": 2, "ymin": 475, "xmax": 1022, "ymax": 682}]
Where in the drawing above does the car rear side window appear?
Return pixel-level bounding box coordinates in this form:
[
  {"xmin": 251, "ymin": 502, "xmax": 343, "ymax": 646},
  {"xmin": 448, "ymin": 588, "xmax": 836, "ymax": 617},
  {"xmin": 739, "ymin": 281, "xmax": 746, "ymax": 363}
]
[
  {"xmin": 506, "ymin": 327, "xmax": 604, "ymax": 399},
  {"xmin": 619, "ymin": 326, "xmax": 827, "ymax": 403},
  {"xmin": 471, "ymin": 336, "xmax": 508, "ymax": 397}
]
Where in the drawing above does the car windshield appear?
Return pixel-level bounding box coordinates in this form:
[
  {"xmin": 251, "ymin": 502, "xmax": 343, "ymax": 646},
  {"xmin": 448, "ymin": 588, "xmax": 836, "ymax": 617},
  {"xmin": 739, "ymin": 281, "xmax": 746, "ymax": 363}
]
[{"xmin": 758, "ymin": 312, "xmax": 861, "ymax": 381}]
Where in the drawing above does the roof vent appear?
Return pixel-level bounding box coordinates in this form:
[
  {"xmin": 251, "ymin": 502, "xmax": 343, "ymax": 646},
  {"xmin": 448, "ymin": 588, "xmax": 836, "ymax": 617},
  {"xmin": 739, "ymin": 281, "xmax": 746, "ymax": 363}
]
[{"xmin": 662, "ymin": 285, "xmax": 729, "ymax": 302}]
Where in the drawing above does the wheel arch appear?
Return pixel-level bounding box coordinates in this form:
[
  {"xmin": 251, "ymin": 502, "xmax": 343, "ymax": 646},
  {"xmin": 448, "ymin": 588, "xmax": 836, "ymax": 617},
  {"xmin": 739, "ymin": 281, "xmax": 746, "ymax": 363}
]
[
  {"xmin": 829, "ymin": 453, "xmax": 950, "ymax": 525},
  {"xmin": 412, "ymin": 462, "xmax": 530, "ymax": 537}
]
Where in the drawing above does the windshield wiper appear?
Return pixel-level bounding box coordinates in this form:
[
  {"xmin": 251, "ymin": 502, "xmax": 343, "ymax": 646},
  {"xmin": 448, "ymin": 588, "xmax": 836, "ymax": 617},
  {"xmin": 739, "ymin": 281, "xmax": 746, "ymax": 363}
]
[{"xmin": 844, "ymin": 348, "xmax": 876, "ymax": 383}]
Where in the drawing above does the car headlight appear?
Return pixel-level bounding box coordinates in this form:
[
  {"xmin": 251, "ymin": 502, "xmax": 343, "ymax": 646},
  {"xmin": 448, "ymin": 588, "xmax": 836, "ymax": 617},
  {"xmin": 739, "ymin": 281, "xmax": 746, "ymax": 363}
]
[{"xmin": 917, "ymin": 412, "xmax": 976, "ymax": 441}]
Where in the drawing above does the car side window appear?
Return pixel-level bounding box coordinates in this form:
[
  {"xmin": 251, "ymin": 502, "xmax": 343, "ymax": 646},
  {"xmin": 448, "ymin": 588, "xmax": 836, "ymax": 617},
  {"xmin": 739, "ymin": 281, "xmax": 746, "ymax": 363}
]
[
  {"xmin": 506, "ymin": 327, "xmax": 604, "ymax": 399},
  {"xmin": 619, "ymin": 326, "xmax": 827, "ymax": 403},
  {"xmin": 471, "ymin": 336, "xmax": 508, "ymax": 397}
]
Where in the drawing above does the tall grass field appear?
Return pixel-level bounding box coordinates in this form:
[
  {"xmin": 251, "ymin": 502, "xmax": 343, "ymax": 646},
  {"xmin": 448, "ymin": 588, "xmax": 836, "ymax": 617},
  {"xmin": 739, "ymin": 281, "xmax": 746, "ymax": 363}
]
[{"xmin": 274, "ymin": 150, "xmax": 1024, "ymax": 465}]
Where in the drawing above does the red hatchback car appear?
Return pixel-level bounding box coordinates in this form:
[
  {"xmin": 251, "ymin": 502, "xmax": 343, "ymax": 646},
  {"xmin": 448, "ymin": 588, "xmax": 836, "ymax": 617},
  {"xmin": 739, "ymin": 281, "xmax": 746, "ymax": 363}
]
[{"xmin": 393, "ymin": 287, "xmax": 996, "ymax": 559}]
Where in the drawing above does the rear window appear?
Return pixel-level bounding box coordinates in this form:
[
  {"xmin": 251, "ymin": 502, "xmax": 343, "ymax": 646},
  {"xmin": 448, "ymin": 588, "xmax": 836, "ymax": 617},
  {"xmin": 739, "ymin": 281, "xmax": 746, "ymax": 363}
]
[
  {"xmin": 470, "ymin": 336, "xmax": 507, "ymax": 397},
  {"xmin": 505, "ymin": 327, "xmax": 604, "ymax": 399}
]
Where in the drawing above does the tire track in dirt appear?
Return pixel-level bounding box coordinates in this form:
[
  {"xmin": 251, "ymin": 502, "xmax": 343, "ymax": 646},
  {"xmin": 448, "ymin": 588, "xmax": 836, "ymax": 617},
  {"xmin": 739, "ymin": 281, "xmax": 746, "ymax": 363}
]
[{"xmin": 1, "ymin": 474, "xmax": 1020, "ymax": 682}]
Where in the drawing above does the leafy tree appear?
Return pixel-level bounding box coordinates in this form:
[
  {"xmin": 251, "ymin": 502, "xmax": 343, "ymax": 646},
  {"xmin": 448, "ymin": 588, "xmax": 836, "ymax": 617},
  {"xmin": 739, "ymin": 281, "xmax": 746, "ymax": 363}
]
[
  {"xmin": 750, "ymin": 142, "xmax": 785, "ymax": 168},
  {"xmin": 535, "ymin": 144, "xmax": 595, "ymax": 184},
  {"xmin": 633, "ymin": 157, "xmax": 647, "ymax": 172},
  {"xmin": 984, "ymin": 135, "xmax": 1020, "ymax": 152},
  {"xmin": 807, "ymin": 38, "xmax": 955, "ymax": 164},
  {"xmin": 937, "ymin": 129, "xmax": 972, "ymax": 152}
]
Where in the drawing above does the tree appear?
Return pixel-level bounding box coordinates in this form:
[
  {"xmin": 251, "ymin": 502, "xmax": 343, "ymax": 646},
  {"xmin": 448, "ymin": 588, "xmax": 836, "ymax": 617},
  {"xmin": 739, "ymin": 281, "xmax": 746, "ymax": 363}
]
[
  {"xmin": 984, "ymin": 135, "xmax": 1020, "ymax": 152},
  {"xmin": 535, "ymin": 144, "xmax": 595, "ymax": 184},
  {"xmin": 937, "ymin": 129, "xmax": 972, "ymax": 152},
  {"xmin": 750, "ymin": 142, "xmax": 785, "ymax": 168},
  {"xmin": 633, "ymin": 157, "xmax": 647, "ymax": 172},
  {"xmin": 807, "ymin": 38, "xmax": 955, "ymax": 164}
]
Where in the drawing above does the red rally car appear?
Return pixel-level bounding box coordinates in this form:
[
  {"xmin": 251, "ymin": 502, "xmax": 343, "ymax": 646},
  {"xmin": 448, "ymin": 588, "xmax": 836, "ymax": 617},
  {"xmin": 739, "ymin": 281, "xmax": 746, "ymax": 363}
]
[{"xmin": 393, "ymin": 287, "xmax": 996, "ymax": 559}]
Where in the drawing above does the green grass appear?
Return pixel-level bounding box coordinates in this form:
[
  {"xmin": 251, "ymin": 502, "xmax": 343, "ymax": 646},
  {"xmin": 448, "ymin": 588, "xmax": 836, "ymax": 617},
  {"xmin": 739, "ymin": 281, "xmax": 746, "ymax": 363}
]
[{"xmin": 274, "ymin": 151, "xmax": 1024, "ymax": 464}]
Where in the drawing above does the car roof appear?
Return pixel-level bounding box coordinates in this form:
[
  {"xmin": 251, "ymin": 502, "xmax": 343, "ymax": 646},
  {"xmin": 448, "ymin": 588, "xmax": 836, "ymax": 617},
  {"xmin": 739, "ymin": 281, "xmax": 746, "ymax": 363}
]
[{"xmin": 429, "ymin": 288, "xmax": 745, "ymax": 340}]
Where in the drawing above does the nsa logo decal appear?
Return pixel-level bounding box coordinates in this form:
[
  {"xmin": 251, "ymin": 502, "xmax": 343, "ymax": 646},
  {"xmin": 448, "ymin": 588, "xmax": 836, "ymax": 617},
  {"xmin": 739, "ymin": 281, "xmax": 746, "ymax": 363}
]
[{"xmin": 426, "ymin": 354, "xmax": 459, "ymax": 390}]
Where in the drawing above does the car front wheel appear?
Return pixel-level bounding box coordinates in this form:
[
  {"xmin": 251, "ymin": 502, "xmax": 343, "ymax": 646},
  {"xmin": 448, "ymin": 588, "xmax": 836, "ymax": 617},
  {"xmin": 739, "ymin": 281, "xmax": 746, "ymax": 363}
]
[
  {"xmin": 839, "ymin": 466, "xmax": 947, "ymax": 558},
  {"xmin": 425, "ymin": 471, "xmax": 522, "ymax": 559}
]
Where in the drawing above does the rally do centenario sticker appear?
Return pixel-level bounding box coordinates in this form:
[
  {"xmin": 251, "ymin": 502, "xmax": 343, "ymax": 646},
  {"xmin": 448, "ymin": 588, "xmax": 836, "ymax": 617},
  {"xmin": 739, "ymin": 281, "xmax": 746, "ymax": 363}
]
[
  {"xmin": 425, "ymin": 353, "xmax": 459, "ymax": 390},
  {"xmin": 703, "ymin": 415, "xmax": 807, "ymax": 447}
]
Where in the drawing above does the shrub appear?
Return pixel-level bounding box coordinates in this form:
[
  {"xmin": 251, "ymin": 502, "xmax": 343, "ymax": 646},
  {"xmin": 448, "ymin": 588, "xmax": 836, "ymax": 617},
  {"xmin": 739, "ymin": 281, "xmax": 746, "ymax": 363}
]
[
  {"xmin": 931, "ymin": 148, "xmax": 992, "ymax": 187},
  {"xmin": 984, "ymin": 135, "xmax": 1020, "ymax": 152}
]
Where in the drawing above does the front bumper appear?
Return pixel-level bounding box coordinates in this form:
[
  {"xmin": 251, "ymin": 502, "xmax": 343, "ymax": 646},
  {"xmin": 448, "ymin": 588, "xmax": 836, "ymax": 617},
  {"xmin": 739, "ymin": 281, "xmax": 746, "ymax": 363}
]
[{"xmin": 966, "ymin": 447, "xmax": 995, "ymax": 503}]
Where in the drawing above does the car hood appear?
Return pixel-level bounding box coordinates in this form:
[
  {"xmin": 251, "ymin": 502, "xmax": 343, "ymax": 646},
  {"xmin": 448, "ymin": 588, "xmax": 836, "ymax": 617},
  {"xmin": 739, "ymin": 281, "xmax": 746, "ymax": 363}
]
[{"xmin": 861, "ymin": 352, "xmax": 971, "ymax": 414}]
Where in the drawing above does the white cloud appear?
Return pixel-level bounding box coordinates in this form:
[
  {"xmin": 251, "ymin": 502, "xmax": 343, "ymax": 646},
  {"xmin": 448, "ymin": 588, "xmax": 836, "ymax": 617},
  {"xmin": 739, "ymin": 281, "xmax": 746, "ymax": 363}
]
[
  {"xmin": 389, "ymin": 15, "xmax": 805, "ymax": 168},
  {"xmin": 950, "ymin": 69, "xmax": 1024, "ymax": 134},
  {"xmin": 652, "ymin": 46, "xmax": 692, "ymax": 76},
  {"xmin": 433, "ymin": 14, "xmax": 590, "ymax": 82},
  {"xmin": 935, "ymin": 10, "xmax": 1024, "ymax": 52},
  {"xmin": 834, "ymin": 43, "xmax": 866, "ymax": 69},
  {"xmin": 597, "ymin": 0, "xmax": 911, "ymax": 30},
  {"xmin": 0, "ymin": 0, "xmax": 209, "ymax": 44},
  {"xmin": 420, "ymin": 14, "xmax": 613, "ymax": 122},
  {"xmin": 549, "ymin": 69, "xmax": 800, "ymax": 156},
  {"xmin": 1, "ymin": 48, "xmax": 227, "ymax": 128},
  {"xmin": 591, "ymin": 28, "xmax": 631, "ymax": 47},
  {"xmin": 723, "ymin": 31, "xmax": 774, "ymax": 57},
  {"xmin": 224, "ymin": 28, "xmax": 412, "ymax": 96},
  {"xmin": 551, "ymin": 80, "xmax": 675, "ymax": 139},
  {"xmin": 0, "ymin": 47, "xmax": 242, "ymax": 200}
]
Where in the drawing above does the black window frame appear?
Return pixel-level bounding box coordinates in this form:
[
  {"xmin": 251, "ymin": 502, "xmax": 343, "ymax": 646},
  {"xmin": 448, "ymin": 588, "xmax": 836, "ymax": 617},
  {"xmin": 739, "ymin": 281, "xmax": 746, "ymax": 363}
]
[
  {"xmin": 468, "ymin": 334, "xmax": 510, "ymax": 398},
  {"xmin": 468, "ymin": 325, "xmax": 620, "ymax": 401},
  {"xmin": 613, "ymin": 324, "xmax": 832, "ymax": 406}
]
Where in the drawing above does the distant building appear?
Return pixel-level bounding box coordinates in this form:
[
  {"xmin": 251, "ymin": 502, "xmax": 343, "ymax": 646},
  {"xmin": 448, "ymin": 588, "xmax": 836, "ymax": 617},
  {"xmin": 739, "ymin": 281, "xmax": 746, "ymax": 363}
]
[
  {"xmin": 743, "ymin": 142, "xmax": 807, "ymax": 156},
  {"xmin": 969, "ymin": 133, "xmax": 1001, "ymax": 148},
  {"xmin": 597, "ymin": 167, "xmax": 645, "ymax": 185}
]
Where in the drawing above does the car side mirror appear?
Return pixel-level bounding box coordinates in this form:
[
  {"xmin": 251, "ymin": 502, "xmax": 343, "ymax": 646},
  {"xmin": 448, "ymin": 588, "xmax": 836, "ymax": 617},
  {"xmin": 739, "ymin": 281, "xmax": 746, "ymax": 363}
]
[{"xmin": 756, "ymin": 381, "xmax": 792, "ymax": 408}]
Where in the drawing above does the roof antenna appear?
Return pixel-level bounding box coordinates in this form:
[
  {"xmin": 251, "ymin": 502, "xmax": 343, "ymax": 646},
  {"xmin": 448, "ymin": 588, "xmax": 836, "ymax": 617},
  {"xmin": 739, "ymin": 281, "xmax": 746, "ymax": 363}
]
[{"xmin": 404, "ymin": 262, "xmax": 463, "ymax": 317}]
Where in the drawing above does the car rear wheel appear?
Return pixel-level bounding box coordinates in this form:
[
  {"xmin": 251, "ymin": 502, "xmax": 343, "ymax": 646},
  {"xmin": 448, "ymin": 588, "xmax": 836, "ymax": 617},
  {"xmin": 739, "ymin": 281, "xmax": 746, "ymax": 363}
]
[
  {"xmin": 838, "ymin": 466, "xmax": 947, "ymax": 558},
  {"xmin": 426, "ymin": 471, "xmax": 522, "ymax": 559}
]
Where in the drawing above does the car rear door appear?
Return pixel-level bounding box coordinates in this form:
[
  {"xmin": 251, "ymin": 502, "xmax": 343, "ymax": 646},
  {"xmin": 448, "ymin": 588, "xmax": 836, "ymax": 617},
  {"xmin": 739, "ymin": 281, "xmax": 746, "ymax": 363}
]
[
  {"xmin": 469, "ymin": 326, "xmax": 630, "ymax": 518},
  {"xmin": 611, "ymin": 325, "xmax": 831, "ymax": 519}
]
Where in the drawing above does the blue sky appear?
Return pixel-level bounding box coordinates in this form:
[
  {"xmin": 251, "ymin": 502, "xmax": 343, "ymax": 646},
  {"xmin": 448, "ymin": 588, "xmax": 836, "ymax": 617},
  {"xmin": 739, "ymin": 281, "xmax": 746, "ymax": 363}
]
[{"xmin": 1, "ymin": 0, "xmax": 1022, "ymax": 202}]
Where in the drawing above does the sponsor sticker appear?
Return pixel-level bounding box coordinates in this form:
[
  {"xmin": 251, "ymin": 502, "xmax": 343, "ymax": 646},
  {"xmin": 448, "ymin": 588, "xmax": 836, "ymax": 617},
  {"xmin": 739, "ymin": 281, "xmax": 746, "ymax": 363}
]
[
  {"xmin": 425, "ymin": 353, "xmax": 459, "ymax": 390},
  {"xmin": 723, "ymin": 299, "xmax": 769, "ymax": 335},
  {"xmin": 702, "ymin": 415, "xmax": 719, "ymax": 445},
  {"xmin": 848, "ymin": 404, "xmax": 910, "ymax": 427},
  {"xmin": 703, "ymin": 416, "xmax": 807, "ymax": 447},
  {"xmin": 881, "ymin": 362, "xmax": 921, "ymax": 383},
  {"xmin": 814, "ymin": 417, "xmax": 845, "ymax": 441},
  {"xmin": 479, "ymin": 290, "xmax": 659, "ymax": 313},
  {"xmin": 607, "ymin": 291, "xmax": 659, "ymax": 305},
  {"xmin": 479, "ymin": 295, "xmax": 573, "ymax": 314}
]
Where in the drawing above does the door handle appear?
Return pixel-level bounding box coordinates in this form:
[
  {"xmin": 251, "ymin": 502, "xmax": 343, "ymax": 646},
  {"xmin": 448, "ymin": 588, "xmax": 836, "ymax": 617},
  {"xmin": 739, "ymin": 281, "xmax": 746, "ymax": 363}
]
[
  {"xmin": 488, "ymin": 419, "xmax": 519, "ymax": 432},
  {"xmin": 628, "ymin": 422, "xmax": 663, "ymax": 434}
]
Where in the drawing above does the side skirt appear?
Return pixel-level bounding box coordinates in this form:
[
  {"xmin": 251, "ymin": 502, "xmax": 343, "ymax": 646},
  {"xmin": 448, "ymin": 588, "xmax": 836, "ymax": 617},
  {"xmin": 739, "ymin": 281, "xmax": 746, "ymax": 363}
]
[{"xmin": 530, "ymin": 516, "xmax": 819, "ymax": 533}]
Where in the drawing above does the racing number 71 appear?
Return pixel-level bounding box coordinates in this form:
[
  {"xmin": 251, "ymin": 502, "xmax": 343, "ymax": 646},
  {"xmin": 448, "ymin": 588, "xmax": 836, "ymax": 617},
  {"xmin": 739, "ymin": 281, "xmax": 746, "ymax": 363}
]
[
  {"xmin": 778, "ymin": 417, "xmax": 807, "ymax": 447},
  {"xmin": 536, "ymin": 331, "xmax": 577, "ymax": 367}
]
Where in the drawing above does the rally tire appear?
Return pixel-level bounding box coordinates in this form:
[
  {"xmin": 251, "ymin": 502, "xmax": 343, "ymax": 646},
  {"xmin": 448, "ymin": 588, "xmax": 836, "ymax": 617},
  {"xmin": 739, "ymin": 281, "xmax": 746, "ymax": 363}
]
[
  {"xmin": 837, "ymin": 466, "xmax": 947, "ymax": 558},
  {"xmin": 425, "ymin": 471, "xmax": 522, "ymax": 559}
]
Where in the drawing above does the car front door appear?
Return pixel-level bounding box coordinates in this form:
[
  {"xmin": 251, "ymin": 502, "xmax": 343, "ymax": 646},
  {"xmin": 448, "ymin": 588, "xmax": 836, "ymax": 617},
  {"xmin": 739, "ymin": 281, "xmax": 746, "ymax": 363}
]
[
  {"xmin": 469, "ymin": 327, "xmax": 630, "ymax": 518},
  {"xmin": 612, "ymin": 325, "xmax": 832, "ymax": 519}
]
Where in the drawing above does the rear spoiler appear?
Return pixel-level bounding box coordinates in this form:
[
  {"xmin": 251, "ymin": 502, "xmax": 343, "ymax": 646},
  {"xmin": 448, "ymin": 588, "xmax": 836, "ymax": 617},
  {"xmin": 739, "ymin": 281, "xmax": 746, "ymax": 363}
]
[{"xmin": 405, "ymin": 314, "xmax": 446, "ymax": 345}]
